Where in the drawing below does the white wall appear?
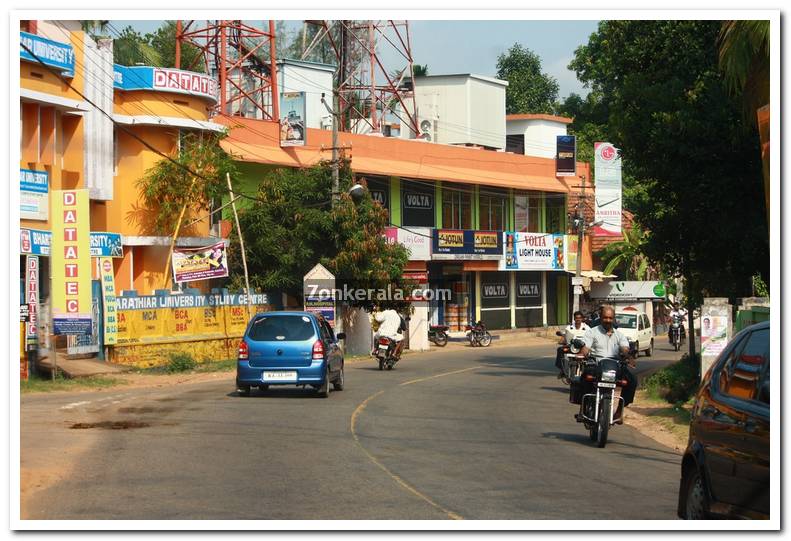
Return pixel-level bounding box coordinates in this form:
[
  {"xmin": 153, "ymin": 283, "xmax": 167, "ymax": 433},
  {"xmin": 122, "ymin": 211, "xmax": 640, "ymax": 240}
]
[
  {"xmin": 408, "ymin": 304, "xmax": 430, "ymax": 351},
  {"xmin": 278, "ymin": 63, "xmax": 333, "ymax": 130},
  {"xmin": 83, "ymin": 36, "xmax": 114, "ymax": 201},
  {"xmin": 506, "ymin": 119, "xmax": 568, "ymax": 159}
]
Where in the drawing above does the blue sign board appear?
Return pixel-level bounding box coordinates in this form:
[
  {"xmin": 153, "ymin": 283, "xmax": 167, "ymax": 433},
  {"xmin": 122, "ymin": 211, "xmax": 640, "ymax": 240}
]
[
  {"xmin": 20, "ymin": 32, "xmax": 75, "ymax": 77},
  {"xmin": 90, "ymin": 232, "xmax": 123, "ymax": 257},
  {"xmin": 20, "ymin": 169, "xmax": 49, "ymax": 221},
  {"xmin": 113, "ymin": 65, "xmax": 219, "ymax": 102},
  {"xmin": 21, "ymin": 229, "xmax": 124, "ymax": 258}
]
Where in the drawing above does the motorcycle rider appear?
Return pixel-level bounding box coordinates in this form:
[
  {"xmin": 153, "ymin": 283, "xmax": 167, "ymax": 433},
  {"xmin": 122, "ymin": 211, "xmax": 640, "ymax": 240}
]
[
  {"xmin": 668, "ymin": 302, "xmax": 688, "ymax": 342},
  {"xmin": 578, "ymin": 305, "xmax": 637, "ymax": 407},
  {"xmin": 370, "ymin": 305, "xmax": 405, "ymax": 359},
  {"xmin": 555, "ymin": 311, "xmax": 591, "ymax": 378}
]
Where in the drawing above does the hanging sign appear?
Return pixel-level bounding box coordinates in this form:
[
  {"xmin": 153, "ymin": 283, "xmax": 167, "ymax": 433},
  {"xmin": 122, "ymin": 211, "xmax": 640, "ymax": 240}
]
[
  {"xmin": 593, "ymin": 142, "xmax": 623, "ymax": 237},
  {"xmin": 51, "ymin": 190, "xmax": 92, "ymax": 335},
  {"xmin": 172, "ymin": 242, "xmax": 228, "ymax": 283},
  {"xmin": 25, "ymin": 256, "xmax": 39, "ymax": 343},
  {"xmin": 501, "ymin": 232, "xmax": 565, "ymax": 271},
  {"xmin": 556, "ymin": 135, "xmax": 577, "ymax": 177}
]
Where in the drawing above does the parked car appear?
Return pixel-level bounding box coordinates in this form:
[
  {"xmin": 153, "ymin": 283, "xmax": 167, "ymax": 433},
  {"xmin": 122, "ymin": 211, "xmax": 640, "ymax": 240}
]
[
  {"xmin": 677, "ymin": 321, "xmax": 770, "ymax": 519},
  {"xmin": 614, "ymin": 308, "xmax": 654, "ymax": 356},
  {"xmin": 236, "ymin": 311, "xmax": 345, "ymax": 398}
]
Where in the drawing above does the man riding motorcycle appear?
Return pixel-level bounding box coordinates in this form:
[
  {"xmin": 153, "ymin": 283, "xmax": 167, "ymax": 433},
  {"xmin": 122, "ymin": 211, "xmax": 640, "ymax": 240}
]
[
  {"xmin": 668, "ymin": 302, "xmax": 688, "ymax": 342},
  {"xmin": 576, "ymin": 305, "xmax": 638, "ymax": 407},
  {"xmin": 371, "ymin": 306, "xmax": 405, "ymax": 359},
  {"xmin": 555, "ymin": 311, "xmax": 591, "ymax": 379}
]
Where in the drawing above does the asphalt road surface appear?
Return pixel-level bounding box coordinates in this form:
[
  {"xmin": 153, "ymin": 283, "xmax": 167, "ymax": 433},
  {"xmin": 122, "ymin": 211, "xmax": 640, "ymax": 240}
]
[{"xmin": 21, "ymin": 340, "xmax": 684, "ymax": 520}]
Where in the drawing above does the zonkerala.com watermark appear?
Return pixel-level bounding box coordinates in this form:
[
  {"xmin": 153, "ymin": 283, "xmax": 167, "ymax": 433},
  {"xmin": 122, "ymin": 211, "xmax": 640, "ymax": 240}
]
[{"xmin": 305, "ymin": 283, "xmax": 452, "ymax": 302}]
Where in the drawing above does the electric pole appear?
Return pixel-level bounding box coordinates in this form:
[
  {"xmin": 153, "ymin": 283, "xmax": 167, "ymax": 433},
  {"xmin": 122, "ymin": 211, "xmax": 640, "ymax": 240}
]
[{"xmin": 572, "ymin": 175, "xmax": 586, "ymax": 315}]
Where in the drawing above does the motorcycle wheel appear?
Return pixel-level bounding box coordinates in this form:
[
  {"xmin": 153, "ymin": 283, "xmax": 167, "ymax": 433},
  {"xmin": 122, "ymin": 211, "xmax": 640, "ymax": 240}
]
[
  {"xmin": 675, "ymin": 341, "xmax": 680, "ymax": 352},
  {"xmin": 433, "ymin": 332, "xmax": 448, "ymax": 347},
  {"xmin": 597, "ymin": 397, "xmax": 611, "ymax": 448},
  {"xmin": 386, "ymin": 360, "xmax": 394, "ymax": 370},
  {"xmin": 378, "ymin": 359, "xmax": 385, "ymax": 371},
  {"xmin": 480, "ymin": 332, "xmax": 492, "ymax": 347}
]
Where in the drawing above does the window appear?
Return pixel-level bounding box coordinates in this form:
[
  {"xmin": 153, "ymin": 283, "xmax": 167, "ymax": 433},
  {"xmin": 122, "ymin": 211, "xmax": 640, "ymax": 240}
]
[
  {"xmin": 479, "ymin": 188, "xmax": 506, "ymax": 231},
  {"xmin": 718, "ymin": 329, "xmax": 769, "ymax": 400},
  {"xmin": 506, "ymin": 134, "xmax": 525, "ymax": 155},
  {"xmin": 401, "ymin": 179, "xmax": 435, "ymax": 227},
  {"xmin": 546, "ymin": 193, "xmax": 567, "ymax": 233},
  {"xmin": 615, "ymin": 313, "xmax": 637, "ymax": 329},
  {"xmin": 248, "ymin": 315, "xmax": 316, "ymax": 342},
  {"xmin": 442, "ymin": 182, "xmax": 471, "ymax": 229},
  {"xmin": 319, "ymin": 319, "xmax": 334, "ymax": 342}
]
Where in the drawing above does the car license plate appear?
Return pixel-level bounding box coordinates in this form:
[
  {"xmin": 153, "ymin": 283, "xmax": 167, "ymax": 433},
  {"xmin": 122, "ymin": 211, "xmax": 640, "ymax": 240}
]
[
  {"xmin": 598, "ymin": 382, "xmax": 616, "ymax": 388},
  {"xmin": 263, "ymin": 371, "xmax": 297, "ymax": 382},
  {"xmin": 378, "ymin": 344, "xmax": 389, "ymax": 350}
]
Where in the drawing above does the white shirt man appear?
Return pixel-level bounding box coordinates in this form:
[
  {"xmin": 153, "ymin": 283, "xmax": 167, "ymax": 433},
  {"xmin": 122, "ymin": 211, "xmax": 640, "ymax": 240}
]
[
  {"xmin": 373, "ymin": 309, "xmax": 404, "ymax": 342},
  {"xmin": 564, "ymin": 321, "xmax": 591, "ymax": 344}
]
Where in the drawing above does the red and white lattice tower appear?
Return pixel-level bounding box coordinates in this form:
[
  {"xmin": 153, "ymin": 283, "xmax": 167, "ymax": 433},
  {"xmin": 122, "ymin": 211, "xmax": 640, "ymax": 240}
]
[
  {"xmin": 301, "ymin": 20, "xmax": 419, "ymax": 136},
  {"xmin": 175, "ymin": 20, "xmax": 279, "ymax": 120}
]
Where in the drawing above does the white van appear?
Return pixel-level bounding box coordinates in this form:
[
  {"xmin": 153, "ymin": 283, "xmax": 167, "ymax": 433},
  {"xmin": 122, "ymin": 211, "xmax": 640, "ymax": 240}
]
[{"xmin": 614, "ymin": 308, "xmax": 654, "ymax": 356}]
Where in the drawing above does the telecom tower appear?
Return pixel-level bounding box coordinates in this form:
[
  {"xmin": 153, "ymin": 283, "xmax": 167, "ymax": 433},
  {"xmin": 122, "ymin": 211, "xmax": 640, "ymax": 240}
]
[
  {"xmin": 175, "ymin": 20, "xmax": 279, "ymax": 121},
  {"xmin": 299, "ymin": 20, "xmax": 420, "ymax": 137}
]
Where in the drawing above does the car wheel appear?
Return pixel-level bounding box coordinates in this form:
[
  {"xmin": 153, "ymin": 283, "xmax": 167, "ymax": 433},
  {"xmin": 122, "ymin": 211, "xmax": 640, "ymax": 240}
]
[
  {"xmin": 684, "ymin": 469, "xmax": 710, "ymax": 520},
  {"xmin": 237, "ymin": 385, "xmax": 251, "ymax": 397},
  {"xmin": 333, "ymin": 365, "xmax": 345, "ymax": 391},
  {"xmin": 317, "ymin": 368, "xmax": 330, "ymax": 398},
  {"xmin": 645, "ymin": 339, "xmax": 653, "ymax": 357}
]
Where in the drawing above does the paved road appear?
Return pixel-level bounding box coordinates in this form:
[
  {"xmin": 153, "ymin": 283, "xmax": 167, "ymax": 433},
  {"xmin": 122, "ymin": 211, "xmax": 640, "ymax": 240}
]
[{"xmin": 21, "ymin": 340, "xmax": 684, "ymax": 520}]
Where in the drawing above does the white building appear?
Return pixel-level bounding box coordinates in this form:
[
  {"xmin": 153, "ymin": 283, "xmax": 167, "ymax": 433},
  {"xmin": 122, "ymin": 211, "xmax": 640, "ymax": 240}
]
[{"xmin": 505, "ymin": 114, "xmax": 572, "ymax": 159}]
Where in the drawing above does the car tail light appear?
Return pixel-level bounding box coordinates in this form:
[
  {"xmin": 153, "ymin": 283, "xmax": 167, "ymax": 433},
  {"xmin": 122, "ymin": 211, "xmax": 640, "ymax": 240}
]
[
  {"xmin": 378, "ymin": 337, "xmax": 391, "ymax": 346},
  {"xmin": 584, "ymin": 374, "xmax": 595, "ymax": 382},
  {"xmin": 312, "ymin": 340, "xmax": 325, "ymax": 360},
  {"xmin": 616, "ymin": 379, "xmax": 629, "ymax": 387},
  {"xmin": 238, "ymin": 340, "xmax": 249, "ymax": 361}
]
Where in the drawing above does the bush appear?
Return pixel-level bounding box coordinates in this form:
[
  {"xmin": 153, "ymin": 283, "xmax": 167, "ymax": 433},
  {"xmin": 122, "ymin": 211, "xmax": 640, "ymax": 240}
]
[
  {"xmin": 166, "ymin": 352, "xmax": 198, "ymax": 373},
  {"xmin": 642, "ymin": 353, "xmax": 700, "ymax": 404}
]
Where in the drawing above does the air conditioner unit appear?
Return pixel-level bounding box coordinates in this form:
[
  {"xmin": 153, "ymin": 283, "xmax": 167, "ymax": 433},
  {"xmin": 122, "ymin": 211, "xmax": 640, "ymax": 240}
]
[{"xmin": 418, "ymin": 118, "xmax": 437, "ymax": 142}]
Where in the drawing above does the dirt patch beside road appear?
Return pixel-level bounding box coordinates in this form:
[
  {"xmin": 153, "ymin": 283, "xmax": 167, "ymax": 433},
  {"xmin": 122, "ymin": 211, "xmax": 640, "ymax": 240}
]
[{"xmin": 624, "ymin": 390, "xmax": 692, "ymax": 454}]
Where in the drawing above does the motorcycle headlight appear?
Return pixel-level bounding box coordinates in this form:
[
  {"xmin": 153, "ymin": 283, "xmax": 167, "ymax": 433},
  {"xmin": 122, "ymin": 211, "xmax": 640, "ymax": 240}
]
[{"xmin": 602, "ymin": 370, "xmax": 617, "ymax": 382}]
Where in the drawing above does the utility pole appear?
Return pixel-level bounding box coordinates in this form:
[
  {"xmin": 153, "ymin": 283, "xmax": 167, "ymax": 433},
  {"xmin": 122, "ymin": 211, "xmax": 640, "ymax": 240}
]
[
  {"xmin": 572, "ymin": 175, "xmax": 586, "ymax": 315},
  {"xmin": 226, "ymin": 173, "xmax": 253, "ymax": 319}
]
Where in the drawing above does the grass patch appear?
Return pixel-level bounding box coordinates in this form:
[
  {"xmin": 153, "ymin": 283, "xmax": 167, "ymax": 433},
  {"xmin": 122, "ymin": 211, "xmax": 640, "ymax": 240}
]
[
  {"xmin": 641, "ymin": 353, "xmax": 700, "ymax": 404},
  {"xmin": 132, "ymin": 358, "xmax": 236, "ymax": 375},
  {"xmin": 166, "ymin": 352, "xmax": 197, "ymax": 373},
  {"xmin": 633, "ymin": 390, "xmax": 695, "ymax": 443},
  {"xmin": 21, "ymin": 373, "xmax": 127, "ymax": 394}
]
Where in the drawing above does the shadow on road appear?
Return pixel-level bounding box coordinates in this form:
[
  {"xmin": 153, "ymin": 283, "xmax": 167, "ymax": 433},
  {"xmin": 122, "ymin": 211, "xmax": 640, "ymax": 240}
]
[
  {"xmin": 224, "ymin": 389, "xmax": 327, "ymax": 400},
  {"xmin": 540, "ymin": 386, "xmax": 570, "ymax": 394},
  {"xmin": 541, "ymin": 431, "xmax": 592, "ymax": 445}
]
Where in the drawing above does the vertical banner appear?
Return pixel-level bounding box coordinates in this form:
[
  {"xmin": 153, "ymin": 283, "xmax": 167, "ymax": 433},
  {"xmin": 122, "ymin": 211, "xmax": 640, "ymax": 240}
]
[
  {"xmin": 593, "ymin": 142, "xmax": 623, "ymax": 236},
  {"xmin": 701, "ymin": 301, "xmax": 732, "ymax": 376},
  {"xmin": 51, "ymin": 189, "xmax": 92, "ymax": 335},
  {"xmin": 25, "ymin": 255, "xmax": 39, "ymax": 344},
  {"xmin": 100, "ymin": 258, "xmax": 118, "ymax": 346},
  {"xmin": 555, "ymin": 135, "xmax": 577, "ymax": 176},
  {"xmin": 279, "ymin": 91, "xmax": 306, "ymax": 147}
]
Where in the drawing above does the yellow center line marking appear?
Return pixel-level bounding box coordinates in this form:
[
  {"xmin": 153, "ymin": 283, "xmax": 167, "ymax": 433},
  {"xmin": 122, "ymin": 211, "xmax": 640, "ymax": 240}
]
[{"xmin": 350, "ymin": 367, "xmax": 478, "ymax": 521}]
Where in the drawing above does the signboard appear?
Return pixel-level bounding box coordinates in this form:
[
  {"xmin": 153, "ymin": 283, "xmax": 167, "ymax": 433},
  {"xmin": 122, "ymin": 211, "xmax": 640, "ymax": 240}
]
[
  {"xmin": 501, "ymin": 232, "xmax": 565, "ymax": 271},
  {"xmin": 99, "ymin": 258, "xmax": 118, "ymax": 346},
  {"xmin": 432, "ymin": 229, "xmax": 503, "ymax": 260},
  {"xmin": 113, "ymin": 65, "xmax": 219, "ymax": 102},
  {"xmin": 593, "ymin": 142, "xmax": 623, "ymax": 237},
  {"xmin": 20, "ymin": 304, "xmax": 29, "ymax": 322},
  {"xmin": 303, "ymin": 263, "xmax": 336, "ymax": 328},
  {"xmin": 25, "ymin": 256, "xmax": 39, "ymax": 342},
  {"xmin": 20, "ymin": 228, "xmax": 51, "ymax": 256},
  {"xmin": 403, "ymin": 191, "xmax": 433, "ymax": 210},
  {"xmin": 384, "ymin": 227, "xmax": 431, "ymax": 260},
  {"xmin": 172, "ymin": 242, "xmax": 228, "ymax": 283},
  {"xmin": 701, "ymin": 301, "xmax": 732, "ymax": 375},
  {"xmin": 589, "ymin": 281, "xmax": 668, "ymax": 300},
  {"xmin": 280, "ymin": 91, "xmax": 306, "ymax": 147},
  {"xmin": 482, "ymin": 283, "xmax": 508, "ymax": 298},
  {"xmin": 20, "ymin": 169, "xmax": 48, "ymax": 221},
  {"xmin": 20, "ymin": 31, "xmax": 75, "ymax": 77},
  {"xmin": 556, "ymin": 135, "xmax": 577, "ymax": 177},
  {"xmin": 51, "ymin": 190, "xmax": 92, "ymax": 335},
  {"xmin": 370, "ymin": 189, "xmax": 387, "ymax": 206},
  {"xmin": 90, "ymin": 232, "xmax": 123, "ymax": 257},
  {"xmin": 517, "ymin": 282, "xmax": 540, "ymax": 298},
  {"xmin": 565, "ymin": 234, "xmax": 578, "ymax": 272}
]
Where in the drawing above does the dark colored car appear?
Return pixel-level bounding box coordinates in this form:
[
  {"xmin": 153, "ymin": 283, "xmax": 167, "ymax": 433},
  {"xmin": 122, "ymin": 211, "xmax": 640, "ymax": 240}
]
[
  {"xmin": 236, "ymin": 311, "xmax": 345, "ymax": 397},
  {"xmin": 678, "ymin": 321, "xmax": 770, "ymax": 519}
]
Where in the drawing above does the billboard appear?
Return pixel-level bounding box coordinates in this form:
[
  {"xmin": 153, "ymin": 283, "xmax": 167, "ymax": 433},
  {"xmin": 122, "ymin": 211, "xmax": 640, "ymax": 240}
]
[
  {"xmin": 113, "ymin": 65, "xmax": 219, "ymax": 102},
  {"xmin": 20, "ymin": 31, "xmax": 75, "ymax": 77},
  {"xmin": 432, "ymin": 229, "xmax": 503, "ymax": 260},
  {"xmin": 20, "ymin": 169, "xmax": 48, "ymax": 221},
  {"xmin": 172, "ymin": 242, "xmax": 228, "ymax": 283},
  {"xmin": 593, "ymin": 142, "xmax": 623, "ymax": 236},
  {"xmin": 556, "ymin": 135, "xmax": 577, "ymax": 176},
  {"xmin": 384, "ymin": 226, "xmax": 431, "ymax": 260},
  {"xmin": 500, "ymin": 232, "xmax": 565, "ymax": 271},
  {"xmin": 51, "ymin": 190, "xmax": 92, "ymax": 335},
  {"xmin": 280, "ymin": 91, "xmax": 306, "ymax": 147}
]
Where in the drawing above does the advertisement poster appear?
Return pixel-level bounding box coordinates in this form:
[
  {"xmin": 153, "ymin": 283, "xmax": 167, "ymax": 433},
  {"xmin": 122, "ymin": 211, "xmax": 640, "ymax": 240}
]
[
  {"xmin": 593, "ymin": 142, "xmax": 623, "ymax": 237},
  {"xmin": 172, "ymin": 242, "xmax": 228, "ymax": 283},
  {"xmin": 100, "ymin": 258, "xmax": 118, "ymax": 346},
  {"xmin": 280, "ymin": 91, "xmax": 306, "ymax": 147},
  {"xmin": 701, "ymin": 305, "xmax": 730, "ymax": 363},
  {"xmin": 90, "ymin": 232, "xmax": 123, "ymax": 257},
  {"xmin": 556, "ymin": 135, "xmax": 577, "ymax": 176},
  {"xmin": 25, "ymin": 256, "xmax": 39, "ymax": 344},
  {"xmin": 51, "ymin": 190, "xmax": 92, "ymax": 335},
  {"xmin": 384, "ymin": 226, "xmax": 431, "ymax": 260},
  {"xmin": 501, "ymin": 232, "xmax": 565, "ymax": 271},
  {"xmin": 20, "ymin": 169, "xmax": 49, "ymax": 221},
  {"xmin": 432, "ymin": 229, "xmax": 503, "ymax": 260}
]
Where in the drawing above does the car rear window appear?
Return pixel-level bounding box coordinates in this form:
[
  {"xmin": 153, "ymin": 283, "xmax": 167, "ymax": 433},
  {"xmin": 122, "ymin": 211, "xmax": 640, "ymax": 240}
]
[
  {"xmin": 615, "ymin": 314, "xmax": 637, "ymax": 329},
  {"xmin": 248, "ymin": 315, "xmax": 316, "ymax": 342}
]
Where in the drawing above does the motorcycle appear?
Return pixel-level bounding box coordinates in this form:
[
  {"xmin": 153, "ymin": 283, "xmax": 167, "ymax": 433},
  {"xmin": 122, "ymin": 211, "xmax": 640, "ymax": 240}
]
[
  {"xmin": 572, "ymin": 341, "xmax": 637, "ymax": 448},
  {"xmin": 555, "ymin": 331, "xmax": 586, "ymax": 385},
  {"xmin": 428, "ymin": 324, "xmax": 449, "ymax": 347},
  {"xmin": 466, "ymin": 321, "xmax": 492, "ymax": 347},
  {"xmin": 669, "ymin": 315, "xmax": 685, "ymax": 351},
  {"xmin": 373, "ymin": 336, "xmax": 400, "ymax": 370}
]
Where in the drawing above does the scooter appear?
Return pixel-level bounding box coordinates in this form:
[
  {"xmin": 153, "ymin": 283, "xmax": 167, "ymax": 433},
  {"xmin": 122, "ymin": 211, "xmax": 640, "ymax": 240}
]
[{"xmin": 428, "ymin": 325, "xmax": 449, "ymax": 347}]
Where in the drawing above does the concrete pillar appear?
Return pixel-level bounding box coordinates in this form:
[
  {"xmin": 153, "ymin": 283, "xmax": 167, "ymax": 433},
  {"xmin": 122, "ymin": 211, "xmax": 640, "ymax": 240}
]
[
  {"xmin": 474, "ymin": 271, "xmax": 481, "ymax": 323},
  {"xmin": 509, "ymin": 271, "xmax": 516, "ymax": 328},
  {"xmin": 541, "ymin": 271, "xmax": 547, "ymax": 326},
  {"xmin": 408, "ymin": 303, "xmax": 430, "ymax": 351}
]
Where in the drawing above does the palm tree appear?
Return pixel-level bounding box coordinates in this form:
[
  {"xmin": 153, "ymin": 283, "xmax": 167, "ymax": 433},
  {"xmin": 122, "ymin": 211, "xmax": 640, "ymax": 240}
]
[
  {"xmin": 718, "ymin": 20, "xmax": 769, "ymax": 123},
  {"xmin": 596, "ymin": 225, "xmax": 653, "ymax": 281},
  {"xmin": 81, "ymin": 20, "xmax": 110, "ymax": 40}
]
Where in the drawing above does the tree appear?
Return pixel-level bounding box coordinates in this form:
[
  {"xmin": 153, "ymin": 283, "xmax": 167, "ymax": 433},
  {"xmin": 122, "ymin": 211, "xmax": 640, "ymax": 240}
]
[
  {"xmin": 496, "ymin": 43, "xmax": 559, "ymax": 115},
  {"xmin": 81, "ymin": 20, "xmax": 109, "ymax": 40},
  {"xmin": 112, "ymin": 26, "xmax": 162, "ymax": 67},
  {"xmin": 146, "ymin": 21, "xmax": 205, "ymax": 72},
  {"xmin": 596, "ymin": 225, "xmax": 653, "ymax": 281},
  {"xmin": 228, "ymin": 161, "xmax": 412, "ymax": 312},
  {"xmin": 569, "ymin": 21, "xmax": 768, "ymax": 306},
  {"xmin": 413, "ymin": 64, "xmax": 429, "ymax": 77},
  {"xmin": 718, "ymin": 20, "xmax": 770, "ymax": 123}
]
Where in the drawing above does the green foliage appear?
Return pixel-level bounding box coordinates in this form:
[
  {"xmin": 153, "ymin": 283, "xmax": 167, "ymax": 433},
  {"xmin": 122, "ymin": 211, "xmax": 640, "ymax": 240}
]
[
  {"xmin": 166, "ymin": 352, "xmax": 197, "ymax": 373},
  {"xmin": 597, "ymin": 224, "xmax": 653, "ymax": 280},
  {"xmin": 752, "ymin": 273, "xmax": 769, "ymax": 297},
  {"xmin": 111, "ymin": 21, "xmax": 204, "ymax": 71},
  {"xmin": 81, "ymin": 20, "xmax": 109, "ymax": 39},
  {"xmin": 113, "ymin": 26, "xmax": 162, "ymax": 67},
  {"xmin": 136, "ymin": 131, "xmax": 237, "ymax": 235},
  {"xmin": 496, "ymin": 43, "xmax": 559, "ymax": 114},
  {"xmin": 642, "ymin": 353, "xmax": 700, "ymax": 404},
  {"xmin": 21, "ymin": 373, "xmax": 125, "ymax": 393},
  {"xmin": 568, "ymin": 21, "xmax": 768, "ymax": 306},
  {"xmin": 413, "ymin": 64, "xmax": 429, "ymax": 77},
  {"xmin": 228, "ymin": 161, "xmax": 411, "ymax": 312},
  {"xmin": 718, "ymin": 20, "xmax": 770, "ymax": 122}
]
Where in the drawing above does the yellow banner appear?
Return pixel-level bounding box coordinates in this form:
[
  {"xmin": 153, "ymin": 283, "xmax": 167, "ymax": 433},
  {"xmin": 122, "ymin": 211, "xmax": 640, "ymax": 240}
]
[
  {"xmin": 99, "ymin": 257, "xmax": 118, "ymax": 345},
  {"xmin": 116, "ymin": 305, "xmax": 247, "ymax": 345},
  {"xmin": 51, "ymin": 190, "xmax": 92, "ymax": 334}
]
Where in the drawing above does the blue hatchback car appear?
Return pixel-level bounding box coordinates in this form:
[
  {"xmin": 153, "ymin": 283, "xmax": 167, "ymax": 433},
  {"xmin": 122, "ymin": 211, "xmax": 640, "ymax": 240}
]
[{"xmin": 236, "ymin": 311, "xmax": 345, "ymax": 397}]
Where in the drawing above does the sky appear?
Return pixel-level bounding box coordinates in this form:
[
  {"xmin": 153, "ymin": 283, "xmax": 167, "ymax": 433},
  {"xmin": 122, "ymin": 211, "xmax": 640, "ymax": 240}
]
[{"xmin": 114, "ymin": 19, "xmax": 599, "ymax": 99}]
